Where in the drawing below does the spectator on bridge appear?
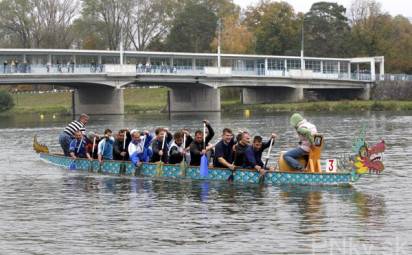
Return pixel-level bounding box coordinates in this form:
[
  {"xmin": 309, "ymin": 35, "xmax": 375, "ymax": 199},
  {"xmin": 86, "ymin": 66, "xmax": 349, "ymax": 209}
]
[
  {"xmin": 15, "ymin": 60, "xmax": 19, "ymax": 73},
  {"xmin": 91, "ymin": 60, "xmax": 96, "ymax": 73},
  {"xmin": 57, "ymin": 61, "xmax": 62, "ymax": 73},
  {"xmin": 11, "ymin": 60, "xmax": 15, "ymax": 73},
  {"xmin": 283, "ymin": 113, "xmax": 317, "ymax": 171},
  {"xmin": 3, "ymin": 60, "xmax": 7, "ymax": 73},
  {"xmin": 145, "ymin": 62, "xmax": 151, "ymax": 73},
  {"xmin": 46, "ymin": 61, "xmax": 51, "ymax": 73},
  {"xmin": 70, "ymin": 60, "xmax": 75, "ymax": 73},
  {"xmin": 59, "ymin": 113, "xmax": 89, "ymax": 156}
]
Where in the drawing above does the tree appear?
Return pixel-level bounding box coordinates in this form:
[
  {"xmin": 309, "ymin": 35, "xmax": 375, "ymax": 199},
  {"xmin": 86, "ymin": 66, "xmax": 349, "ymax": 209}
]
[
  {"xmin": 0, "ymin": 0, "xmax": 78, "ymax": 48},
  {"xmin": 210, "ymin": 14, "xmax": 254, "ymax": 54},
  {"xmin": 165, "ymin": 1, "xmax": 218, "ymax": 52},
  {"xmin": 304, "ymin": 2, "xmax": 351, "ymax": 57},
  {"xmin": 0, "ymin": 91, "xmax": 14, "ymax": 112},
  {"xmin": 244, "ymin": 1, "xmax": 301, "ymax": 55}
]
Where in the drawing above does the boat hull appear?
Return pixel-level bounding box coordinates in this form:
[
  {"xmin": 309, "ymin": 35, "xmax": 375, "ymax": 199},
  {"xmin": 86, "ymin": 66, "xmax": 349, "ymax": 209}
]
[{"xmin": 39, "ymin": 153, "xmax": 360, "ymax": 186}]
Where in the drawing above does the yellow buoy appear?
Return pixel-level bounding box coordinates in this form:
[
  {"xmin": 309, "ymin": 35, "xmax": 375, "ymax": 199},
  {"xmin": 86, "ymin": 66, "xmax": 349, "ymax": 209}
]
[
  {"xmin": 244, "ymin": 109, "xmax": 251, "ymax": 118},
  {"xmin": 52, "ymin": 114, "xmax": 56, "ymax": 119},
  {"xmin": 40, "ymin": 114, "xmax": 44, "ymax": 120}
]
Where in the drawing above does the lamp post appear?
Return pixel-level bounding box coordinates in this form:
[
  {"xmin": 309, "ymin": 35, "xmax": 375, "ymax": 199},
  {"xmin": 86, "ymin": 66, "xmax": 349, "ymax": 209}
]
[
  {"xmin": 300, "ymin": 16, "xmax": 305, "ymax": 71},
  {"xmin": 217, "ymin": 18, "xmax": 222, "ymax": 74}
]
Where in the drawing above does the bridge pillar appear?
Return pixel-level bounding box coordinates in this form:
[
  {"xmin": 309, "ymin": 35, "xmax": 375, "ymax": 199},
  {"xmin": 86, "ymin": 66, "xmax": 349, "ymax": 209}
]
[
  {"xmin": 74, "ymin": 87, "xmax": 124, "ymax": 115},
  {"xmin": 241, "ymin": 87, "xmax": 303, "ymax": 104},
  {"xmin": 169, "ymin": 86, "xmax": 220, "ymax": 112}
]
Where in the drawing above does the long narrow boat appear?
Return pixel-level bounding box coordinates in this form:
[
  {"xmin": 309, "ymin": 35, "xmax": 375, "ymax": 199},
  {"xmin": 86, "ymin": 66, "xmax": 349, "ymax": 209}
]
[{"xmin": 33, "ymin": 132, "xmax": 385, "ymax": 186}]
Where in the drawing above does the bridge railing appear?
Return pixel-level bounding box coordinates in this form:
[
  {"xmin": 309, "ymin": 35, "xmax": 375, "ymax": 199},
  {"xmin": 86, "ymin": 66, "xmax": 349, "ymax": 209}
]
[
  {"xmin": 0, "ymin": 63, "xmax": 388, "ymax": 82},
  {"xmin": 376, "ymin": 74, "xmax": 412, "ymax": 81}
]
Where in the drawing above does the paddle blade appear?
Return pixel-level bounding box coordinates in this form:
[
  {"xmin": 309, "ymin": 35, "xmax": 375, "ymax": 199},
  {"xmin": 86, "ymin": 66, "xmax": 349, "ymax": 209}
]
[
  {"xmin": 156, "ymin": 161, "xmax": 164, "ymax": 177},
  {"xmin": 200, "ymin": 155, "xmax": 209, "ymax": 178},
  {"xmin": 69, "ymin": 161, "xmax": 76, "ymax": 170},
  {"xmin": 179, "ymin": 160, "xmax": 187, "ymax": 177}
]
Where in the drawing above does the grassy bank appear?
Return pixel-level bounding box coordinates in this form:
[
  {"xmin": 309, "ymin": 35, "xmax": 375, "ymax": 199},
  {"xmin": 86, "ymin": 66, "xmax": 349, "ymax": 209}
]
[
  {"xmin": 222, "ymin": 100, "xmax": 412, "ymax": 112},
  {"xmin": 2, "ymin": 87, "xmax": 412, "ymax": 116}
]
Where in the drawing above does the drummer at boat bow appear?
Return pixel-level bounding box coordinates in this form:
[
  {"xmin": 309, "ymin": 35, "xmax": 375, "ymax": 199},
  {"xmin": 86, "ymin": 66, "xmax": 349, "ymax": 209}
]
[
  {"xmin": 59, "ymin": 113, "xmax": 89, "ymax": 156},
  {"xmin": 213, "ymin": 128, "xmax": 235, "ymax": 170},
  {"xmin": 283, "ymin": 113, "xmax": 317, "ymax": 171},
  {"xmin": 189, "ymin": 120, "xmax": 215, "ymax": 166}
]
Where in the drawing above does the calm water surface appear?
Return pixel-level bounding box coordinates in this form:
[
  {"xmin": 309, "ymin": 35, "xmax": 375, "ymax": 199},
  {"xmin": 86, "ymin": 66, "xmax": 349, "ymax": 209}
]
[{"xmin": 0, "ymin": 111, "xmax": 411, "ymax": 254}]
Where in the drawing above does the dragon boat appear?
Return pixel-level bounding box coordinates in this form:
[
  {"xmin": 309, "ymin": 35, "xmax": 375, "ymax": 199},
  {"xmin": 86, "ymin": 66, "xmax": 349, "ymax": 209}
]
[{"xmin": 33, "ymin": 129, "xmax": 385, "ymax": 186}]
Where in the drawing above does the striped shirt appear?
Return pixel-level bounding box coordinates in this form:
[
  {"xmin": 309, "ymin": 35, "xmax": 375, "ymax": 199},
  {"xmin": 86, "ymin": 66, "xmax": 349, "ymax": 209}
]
[{"xmin": 63, "ymin": 120, "xmax": 85, "ymax": 137}]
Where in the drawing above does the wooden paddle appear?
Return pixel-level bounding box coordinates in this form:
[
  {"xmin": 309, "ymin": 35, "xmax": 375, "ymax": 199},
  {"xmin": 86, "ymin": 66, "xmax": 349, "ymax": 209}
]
[
  {"xmin": 69, "ymin": 138, "xmax": 83, "ymax": 170},
  {"xmin": 156, "ymin": 131, "xmax": 166, "ymax": 177},
  {"xmin": 259, "ymin": 138, "xmax": 274, "ymax": 184},
  {"xmin": 88, "ymin": 136, "xmax": 96, "ymax": 172},
  {"xmin": 120, "ymin": 131, "xmax": 127, "ymax": 175},
  {"xmin": 200, "ymin": 122, "xmax": 209, "ymax": 178},
  {"xmin": 180, "ymin": 133, "xmax": 187, "ymax": 177}
]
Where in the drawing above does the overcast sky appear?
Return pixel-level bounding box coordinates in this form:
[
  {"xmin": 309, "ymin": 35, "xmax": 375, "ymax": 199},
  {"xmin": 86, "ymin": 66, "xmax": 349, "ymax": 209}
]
[{"xmin": 233, "ymin": 0, "xmax": 412, "ymax": 17}]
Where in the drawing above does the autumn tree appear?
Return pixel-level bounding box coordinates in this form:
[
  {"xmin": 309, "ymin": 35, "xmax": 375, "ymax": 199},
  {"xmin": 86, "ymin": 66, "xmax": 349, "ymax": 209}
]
[{"xmin": 244, "ymin": 1, "xmax": 301, "ymax": 55}]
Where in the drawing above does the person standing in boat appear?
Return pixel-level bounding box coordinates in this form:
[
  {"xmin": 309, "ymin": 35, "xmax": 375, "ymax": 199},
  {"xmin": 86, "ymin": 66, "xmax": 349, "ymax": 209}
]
[
  {"xmin": 168, "ymin": 131, "xmax": 186, "ymax": 164},
  {"xmin": 150, "ymin": 128, "xmax": 172, "ymax": 163},
  {"xmin": 251, "ymin": 134, "xmax": 277, "ymax": 171},
  {"xmin": 128, "ymin": 130, "xmax": 153, "ymax": 167},
  {"xmin": 97, "ymin": 129, "xmax": 115, "ymax": 163},
  {"xmin": 189, "ymin": 120, "xmax": 215, "ymax": 166},
  {"xmin": 213, "ymin": 128, "xmax": 235, "ymax": 169},
  {"xmin": 233, "ymin": 131, "xmax": 265, "ymax": 175},
  {"xmin": 284, "ymin": 113, "xmax": 317, "ymax": 171},
  {"xmin": 59, "ymin": 113, "xmax": 89, "ymax": 156},
  {"xmin": 113, "ymin": 129, "xmax": 131, "ymax": 161},
  {"xmin": 69, "ymin": 130, "xmax": 89, "ymax": 159}
]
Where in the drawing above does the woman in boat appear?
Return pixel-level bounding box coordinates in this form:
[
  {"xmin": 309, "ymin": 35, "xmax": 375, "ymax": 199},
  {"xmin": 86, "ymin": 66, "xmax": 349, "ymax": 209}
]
[
  {"xmin": 283, "ymin": 113, "xmax": 317, "ymax": 171},
  {"xmin": 128, "ymin": 130, "xmax": 153, "ymax": 167}
]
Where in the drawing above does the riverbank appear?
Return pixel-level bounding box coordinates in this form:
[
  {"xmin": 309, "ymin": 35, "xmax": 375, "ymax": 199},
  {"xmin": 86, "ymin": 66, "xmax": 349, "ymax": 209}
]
[{"xmin": 1, "ymin": 88, "xmax": 412, "ymax": 116}]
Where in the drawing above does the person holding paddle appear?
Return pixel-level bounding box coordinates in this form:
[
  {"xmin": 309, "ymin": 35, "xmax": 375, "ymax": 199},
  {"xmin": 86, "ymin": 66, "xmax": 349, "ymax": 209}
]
[
  {"xmin": 150, "ymin": 128, "xmax": 172, "ymax": 163},
  {"xmin": 68, "ymin": 130, "xmax": 89, "ymax": 159},
  {"xmin": 251, "ymin": 133, "xmax": 277, "ymax": 171},
  {"xmin": 128, "ymin": 130, "xmax": 153, "ymax": 167},
  {"xmin": 189, "ymin": 120, "xmax": 214, "ymax": 166},
  {"xmin": 213, "ymin": 128, "xmax": 235, "ymax": 169},
  {"xmin": 168, "ymin": 131, "xmax": 187, "ymax": 164},
  {"xmin": 97, "ymin": 129, "xmax": 115, "ymax": 163},
  {"xmin": 113, "ymin": 129, "xmax": 131, "ymax": 161}
]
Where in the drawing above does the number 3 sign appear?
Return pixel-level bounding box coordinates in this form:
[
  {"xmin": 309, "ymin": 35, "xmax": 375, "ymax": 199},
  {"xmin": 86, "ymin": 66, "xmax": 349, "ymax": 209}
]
[{"xmin": 323, "ymin": 159, "xmax": 337, "ymax": 173}]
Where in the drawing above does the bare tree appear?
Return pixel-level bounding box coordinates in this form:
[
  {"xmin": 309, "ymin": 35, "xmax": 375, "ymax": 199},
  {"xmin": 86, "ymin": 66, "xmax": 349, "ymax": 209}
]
[{"xmin": 349, "ymin": 0, "xmax": 382, "ymax": 25}]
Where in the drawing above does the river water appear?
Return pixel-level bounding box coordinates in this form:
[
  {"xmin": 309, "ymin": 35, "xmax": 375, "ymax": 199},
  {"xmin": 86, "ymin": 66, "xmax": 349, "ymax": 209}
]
[{"xmin": 0, "ymin": 111, "xmax": 411, "ymax": 254}]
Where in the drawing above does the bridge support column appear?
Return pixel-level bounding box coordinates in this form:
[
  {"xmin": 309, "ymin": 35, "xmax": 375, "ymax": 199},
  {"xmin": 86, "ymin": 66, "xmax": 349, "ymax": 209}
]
[
  {"xmin": 169, "ymin": 86, "xmax": 220, "ymax": 112},
  {"xmin": 241, "ymin": 87, "xmax": 303, "ymax": 104},
  {"xmin": 74, "ymin": 87, "xmax": 124, "ymax": 115},
  {"xmin": 359, "ymin": 83, "xmax": 371, "ymax": 100}
]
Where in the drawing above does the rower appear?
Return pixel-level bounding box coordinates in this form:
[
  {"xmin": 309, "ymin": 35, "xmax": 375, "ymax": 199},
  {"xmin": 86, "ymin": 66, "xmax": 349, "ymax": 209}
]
[
  {"xmin": 97, "ymin": 129, "xmax": 115, "ymax": 163},
  {"xmin": 150, "ymin": 128, "xmax": 172, "ymax": 163},
  {"xmin": 128, "ymin": 130, "xmax": 153, "ymax": 167},
  {"xmin": 59, "ymin": 113, "xmax": 89, "ymax": 156},
  {"xmin": 252, "ymin": 134, "xmax": 277, "ymax": 171},
  {"xmin": 189, "ymin": 120, "xmax": 214, "ymax": 166},
  {"xmin": 168, "ymin": 131, "xmax": 186, "ymax": 164},
  {"xmin": 233, "ymin": 131, "xmax": 266, "ymax": 175},
  {"xmin": 68, "ymin": 130, "xmax": 89, "ymax": 159},
  {"xmin": 113, "ymin": 129, "xmax": 131, "ymax": 161},
  {"xmin": 213, "ymin": 128, "xmax": 235, "ymax": 170}
]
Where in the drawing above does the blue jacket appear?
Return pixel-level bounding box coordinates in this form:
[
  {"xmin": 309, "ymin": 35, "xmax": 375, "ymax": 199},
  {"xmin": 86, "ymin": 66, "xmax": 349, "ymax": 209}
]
[
  {"xmin": 69, "ymin": 139, "xmax": 87, "ymax": 158},
  {"xmin": 128, "ymin": 134, "xmax": 153, "ymax": 166},
  {"xmin": 98, "ymin": 137, "xmax": 115, "ymax": 160}
]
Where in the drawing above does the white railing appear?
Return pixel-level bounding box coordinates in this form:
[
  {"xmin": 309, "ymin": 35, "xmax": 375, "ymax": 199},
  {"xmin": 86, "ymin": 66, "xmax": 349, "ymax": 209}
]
[{"xmin": 4, "ymin": 63, "xmax": 406, "ymax": 82}]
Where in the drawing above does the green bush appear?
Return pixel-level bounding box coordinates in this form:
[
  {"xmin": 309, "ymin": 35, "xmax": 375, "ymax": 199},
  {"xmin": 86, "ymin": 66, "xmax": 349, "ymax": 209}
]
[{"xmin": 0, "ymin": 91, "xmax": 14, "ymax": 112}]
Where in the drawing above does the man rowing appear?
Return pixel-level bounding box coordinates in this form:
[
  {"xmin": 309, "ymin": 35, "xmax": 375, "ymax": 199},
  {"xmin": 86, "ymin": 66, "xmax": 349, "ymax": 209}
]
[
  {"xmin": 251, "ymin": 134, "xmax": 277, "ymax": 171},
  {"xmin": 128, "ymin": 130, "xmax": 153, "ymax": 167},
  {"xmin": 97, "ymin": 129, "xmax": 115, "ymax": 163},
  {"xmin": 213, "ymin": 128, "xmax": 235, "ymax": 170},
  {"xmin": 168, "ymin": 131, "xmax": 186, "ymax": 164},
  {"xmin": 189, "ymin": 120, "xmax": 214, "ymax": 166},
  {"xmin": 150, "ymin": 128, "xmax": 172, "ymax": 163},
  {"xmin": 113, "ymin": 129, "xmax": 131, "ymax": 161},
  {"xmin": 68, "ymin": 130, "xmax": 89, "ymax": 160},
  {"xmin": 59, "ymin": 113, "xmax": 89, "ymax": 156}
]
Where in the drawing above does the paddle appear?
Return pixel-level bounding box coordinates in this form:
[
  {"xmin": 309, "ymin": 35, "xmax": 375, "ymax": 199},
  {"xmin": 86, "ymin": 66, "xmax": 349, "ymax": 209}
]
[
  {"xmin": 259, "ymin": 137, "xmax": 274, "ymax": 184},
  {"xmin": 69, "ymin": 138, "xmax": 83, "ymax": 170},
  {"xmin": 156, "ymin": 131, "xmax": 166, "ymax": 177},
  {"xmin": 200, "ymin": 122, "xmax": 209, "ymax": 178},
  {"xmin": 88, "ymin": 136, "xmax": 96, "ymax": 172},
  {"xmin": 179, "ymin": 133, "xmax": 187, "ymax": 177},
  {"xmin": 120, "ymin": 131, "xmax": 127, "ymax": 175}
]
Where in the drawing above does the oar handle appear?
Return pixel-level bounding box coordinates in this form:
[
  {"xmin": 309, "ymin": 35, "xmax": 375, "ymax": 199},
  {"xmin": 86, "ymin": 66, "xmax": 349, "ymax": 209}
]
[
  {"xmin": 264, "ymin": 138, "xmax": 274, "ymax": 169},
  {"xmin": 91, "ymin": 137, "xmax": 96, "ymax": 155},
  {"xmin": 123, "ymin": 131, "xmax": 127, "ymax": 150},
  {"xmin": 203, "ymin": 123, "xmax": 206, "ymax": 149}
]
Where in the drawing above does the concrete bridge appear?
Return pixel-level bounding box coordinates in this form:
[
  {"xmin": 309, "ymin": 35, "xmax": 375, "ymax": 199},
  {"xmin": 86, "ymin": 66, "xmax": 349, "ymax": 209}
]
[{"xmin": 0, "ymin": 49, "xmax": 384, "ymax": 114}]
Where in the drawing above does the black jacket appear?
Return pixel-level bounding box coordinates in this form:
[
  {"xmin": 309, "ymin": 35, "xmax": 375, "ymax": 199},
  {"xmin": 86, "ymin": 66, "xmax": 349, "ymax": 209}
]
[{"xmin": 189, "ymin": 124, "xmax": 214, "ymax": 166}]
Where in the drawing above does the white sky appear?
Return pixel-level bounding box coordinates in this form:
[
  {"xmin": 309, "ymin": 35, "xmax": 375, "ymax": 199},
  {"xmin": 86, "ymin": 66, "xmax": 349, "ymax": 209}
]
[{"xmin": 233, "ymin": 0, "xmax": 412, "ymax": 17}]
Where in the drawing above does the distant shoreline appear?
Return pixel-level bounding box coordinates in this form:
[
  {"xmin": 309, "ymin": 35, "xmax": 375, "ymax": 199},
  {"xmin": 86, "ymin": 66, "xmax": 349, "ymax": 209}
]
[{"xmin": 1, "ymin": 88, "xmax": 412, "ymax": 116}]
